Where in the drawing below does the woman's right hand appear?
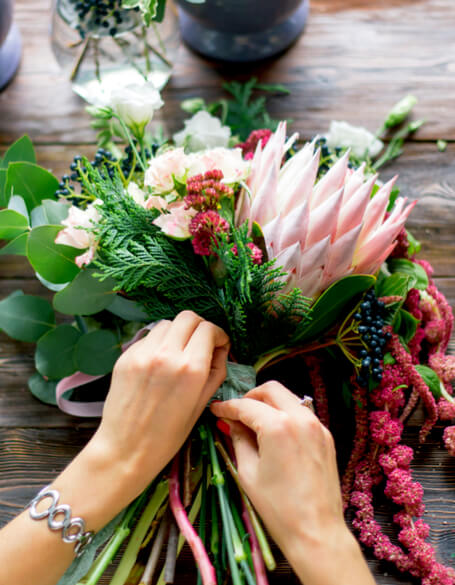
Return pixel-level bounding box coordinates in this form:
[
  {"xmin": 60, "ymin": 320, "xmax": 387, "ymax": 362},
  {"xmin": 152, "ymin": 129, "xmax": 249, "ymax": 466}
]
[{"xmin": 210, "ymin": 382, "xmax": 376, "ymax": 585}]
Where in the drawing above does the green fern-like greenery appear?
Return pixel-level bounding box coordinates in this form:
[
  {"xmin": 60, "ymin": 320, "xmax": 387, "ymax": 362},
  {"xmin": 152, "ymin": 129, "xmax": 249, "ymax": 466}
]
[{"xmin": 89, "ymin": 164, "xmax": 311, "ymax": 363}]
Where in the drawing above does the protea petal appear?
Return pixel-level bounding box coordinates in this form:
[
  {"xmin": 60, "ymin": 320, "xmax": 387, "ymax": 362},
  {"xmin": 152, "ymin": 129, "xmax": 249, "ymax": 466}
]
[
  {"xmin": 343, "ymin": 162, "xmax": 367, "ymax": 203},
  {"xmin": 296, "ymin": 268, "xmax": 326, "ymax": 298},
  {"xmin": 262, "ymin": 213, "xmax": 282, "ymax": 257},
  {"xmin": 278, "ymin": 201, "xmax": 309, "ymax": 250},
  {"xmin": 311, "ymin": 151, "xmax": 350, "ymax": 209},
  {"xmin": 305, "ymin": 187, "xmax": 343, "ymax": 247},
  {"xmin": 250, "ymin": 162, "xmax": 280, "ymax": 226},
  {"xmin": 324, "ymin": 224, "xmax": 362, "ymax": 284},
  {"xmin": 298, "ymin": 236, "xmax": 331, "ymax": 278},
  {"xmin": 274, "ymin": 241, "xmax": 301, "ymax": 275},
  {"xmin": 280, "ymin": 150, "xmax": 320, "ymax": 216},
  {"xmin": 358, "ymin": 176, "xmax": 397, "ymax": 245},
  {"xmin": 336, "ymin": 174, "xmax": 376, "ymax": 239}
]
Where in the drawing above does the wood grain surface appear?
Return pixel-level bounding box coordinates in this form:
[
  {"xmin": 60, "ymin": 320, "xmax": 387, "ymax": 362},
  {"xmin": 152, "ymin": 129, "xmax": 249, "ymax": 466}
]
[{"xmin": 1, "ymin": 0, "xmax": 455, "ymax": 583}]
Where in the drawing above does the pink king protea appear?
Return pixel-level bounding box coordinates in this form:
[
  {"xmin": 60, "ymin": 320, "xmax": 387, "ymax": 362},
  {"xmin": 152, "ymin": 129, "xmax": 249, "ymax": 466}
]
[{"xmin": 235, "ymin": 122, "xmax": 416, "ymax": 297}]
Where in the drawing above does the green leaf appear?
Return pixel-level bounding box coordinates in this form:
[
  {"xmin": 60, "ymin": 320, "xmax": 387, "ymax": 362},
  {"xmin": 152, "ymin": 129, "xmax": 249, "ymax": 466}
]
[
  {"xmin": 31, "ymin": 199, "xmax": 70, "ymax": 228},
  {"xmin": 107, "ymin": 295, "xmax": 149, "ymax": 321},
  {"xmin": 394, "ymin": 308, "xmax": 419, "ymax": 344},
  {"xmin": 27, "ymin": 225, "xmax": 80, "ymax": 284},
  {"xmin": 74, "ymin": 330, "xmax": 121, "ymax": 376},
  {"xmin": 8, "ymin": 195, "xmax": 29, "ymax": 219},
  {"xmin": 406, "ymin": 229, "xmax": 421, "ymax": 256},
  {"xmin": 35, "ymin": 324, "xmax": 82, "ymax": 379},
  {"xmin": 0, "ymin": 169, "xmax": 6, "ymax": 206},
  {"xmin": 0, "ymin": 232, "xmax": 28, "ymax": 256},
  {"xmin": 0, "ymin": 136, "xmax": 36, "ymax": 169},
  {"xmin": 0, "ymin": 209, "xmax": 29, "ymax": 240},
  {"xmin": 5, "ymin": 162, "xmax": 59, "ymax": 211},
  {"xmin": 415, "ymin": 364, "xmax": 442, "ymax": 399},
  {"xmin": 383, "ymin": 352, "xmax": 396, "ymax": 366},
  {"xmin": 0, "ymin": 294, "xmax": 55, "ymax": 342},
  {"xmin": 293, "ymin": 275, "xmax": 376, "ymax": 343},
  {"xmin": 376, "ymin": 272, "xmax": 415, "ymax": 298},
  {"xmin": 53, "ymin": 269, "xmax": 116, "ymax": 316},
  {"xmin": 387, "ymin": 258, "xmax": 429, "ymax": 290},
  {"xmin": 28, "ymin": 373, "xmax": 58, "ymax": 406}
]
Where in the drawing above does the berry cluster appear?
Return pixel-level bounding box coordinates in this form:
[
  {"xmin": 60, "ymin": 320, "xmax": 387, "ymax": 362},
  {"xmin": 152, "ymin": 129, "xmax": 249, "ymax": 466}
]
[
  {"xmin": 55, "ymin": 149, "xmax": 117, "ymax": 200},
  {"xmin": 68, "ymin": 0, "xmax": 138, "ymax": 38},
  {"xmin": 354, "ymin": 289, "xmax": 390, "ymax": 386},
  {"xmin": 120, "ymin": 144, "xmax": 153, "ymax": 178}
]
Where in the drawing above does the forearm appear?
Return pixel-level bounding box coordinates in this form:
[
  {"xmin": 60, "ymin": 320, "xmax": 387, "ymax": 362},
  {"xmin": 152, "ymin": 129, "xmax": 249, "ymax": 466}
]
[
  {"xmin": 0, "ymin": 440, "xmax": 139, "ymax": 585},
  {"xmin": 284, "ymin": 524, "xmax": 376, "ymax": 585}
]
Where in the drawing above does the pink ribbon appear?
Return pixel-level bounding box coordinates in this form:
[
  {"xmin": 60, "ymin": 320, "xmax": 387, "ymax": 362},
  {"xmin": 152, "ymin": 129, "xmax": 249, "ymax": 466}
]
[{"xmin": 56, "ymin": 324, "xmax": 157, "ymax": 418}]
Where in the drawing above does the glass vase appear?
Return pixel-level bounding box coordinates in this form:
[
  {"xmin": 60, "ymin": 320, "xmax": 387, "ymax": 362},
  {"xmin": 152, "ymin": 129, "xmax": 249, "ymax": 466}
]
[{"xmin": 50, "ymin": 0, "xmax": 180, "ymax": 104}]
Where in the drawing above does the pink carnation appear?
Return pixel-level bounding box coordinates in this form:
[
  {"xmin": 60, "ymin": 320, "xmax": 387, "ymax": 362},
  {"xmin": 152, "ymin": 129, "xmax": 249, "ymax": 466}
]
[{"xmin": 189, "ymin": 210, "xmax": 229, "ymax": 256}]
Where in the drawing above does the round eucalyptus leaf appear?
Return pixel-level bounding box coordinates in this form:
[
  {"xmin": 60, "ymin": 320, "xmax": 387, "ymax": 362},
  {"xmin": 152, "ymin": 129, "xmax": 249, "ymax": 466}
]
[
  {"xmin": 27, "ymin": 225, "xmax": 81, "ymax": 284},
  {"xmin": 75, "ymin": 330, "xmax": 121, "ymax": 376},
  {"xmin": 28, "ymin": 373, "xmax": 58, "ymax": 406},
  {"xmin": 0, "ymin": 294, "xmax": 55, "ymax": 342},
  {"xmin": 35, "ymin": 324, "xmax": 82, "ymax": 379}
]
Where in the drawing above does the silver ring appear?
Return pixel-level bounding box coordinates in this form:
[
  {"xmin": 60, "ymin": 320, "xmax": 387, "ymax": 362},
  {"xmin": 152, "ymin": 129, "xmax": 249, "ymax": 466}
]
[{"xmin": 300, "ymin": 395, "xmax": 315, "ymax": 412}]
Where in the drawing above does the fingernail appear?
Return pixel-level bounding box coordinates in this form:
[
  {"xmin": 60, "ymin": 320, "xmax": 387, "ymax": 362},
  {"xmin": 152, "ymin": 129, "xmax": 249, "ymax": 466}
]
[
  {"xmin": 216, "ymin": 419, "xmax": 231, "ymax": 437},
  {"xmin": 211, "ymin": 399, "xmax": 222, "ymax": 404}
]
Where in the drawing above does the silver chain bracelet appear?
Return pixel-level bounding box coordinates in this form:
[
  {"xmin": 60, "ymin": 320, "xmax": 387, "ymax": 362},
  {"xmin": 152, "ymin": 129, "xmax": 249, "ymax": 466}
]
[{"xmin": 28, "ymin": 485, "xmax": 95, "ymax": 557}]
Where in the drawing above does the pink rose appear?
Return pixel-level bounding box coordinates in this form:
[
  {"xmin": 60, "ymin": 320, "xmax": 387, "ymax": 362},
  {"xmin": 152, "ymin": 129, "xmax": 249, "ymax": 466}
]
[{"xmin": 144, "ymin": 148, "xmax": 188, "ymax": 194}]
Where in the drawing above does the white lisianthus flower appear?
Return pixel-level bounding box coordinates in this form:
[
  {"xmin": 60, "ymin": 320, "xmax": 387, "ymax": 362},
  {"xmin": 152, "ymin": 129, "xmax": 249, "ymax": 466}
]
[
  {"xmin": 110, "ymin": 82, "xmax": 163, "ymax": 133},
  {"xmin": 188, "ymin": 147, "xmax": 250, "ymax": 184},
  {"xmin": 173, "ymin": 111, "xmax": 231, "ymax": 152},
  {"xmin": 325, "ymin": 120, "xmax": 384, "ymax": 159}
]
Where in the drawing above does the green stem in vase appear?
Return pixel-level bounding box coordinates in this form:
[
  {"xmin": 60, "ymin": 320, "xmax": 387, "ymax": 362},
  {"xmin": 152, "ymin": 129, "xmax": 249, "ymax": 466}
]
[
  {"xmin": 141, "ymin": 25, "xmax": 152, "ymax": 75},
  {"xmin": 70, "ymin": 35, "xmax": 92, "ymax": 81},
  {"xmin": 109, "ymin": 479, "xmax": 169, "ymax": 585}
]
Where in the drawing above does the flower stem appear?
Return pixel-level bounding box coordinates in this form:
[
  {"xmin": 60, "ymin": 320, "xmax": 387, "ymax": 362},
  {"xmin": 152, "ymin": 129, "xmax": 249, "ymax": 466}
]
[
  {"xmin": 207, "ymin": 427, "xmax": 244, "ymax": 585},
  {"xmin": 215, "ymin": 440, "xmax": 276, "ymax": 571},
  {"xmin": 113, "ymin": 114, "xmax": 147, "ymax": 173},
  {"xmin": 109, "ymin": 480, "xmax": 168, "ymax": 585},
  {"xmin": 168, "ymin": 454, "xmax": 217, "ymax": 585},
  {"xmin": 82, "ymin": 491, "xmax": 150, "ymax": 585},
  {"xmin": 156, "ymin": 485, "xmax": 203, "ymax": 585}
]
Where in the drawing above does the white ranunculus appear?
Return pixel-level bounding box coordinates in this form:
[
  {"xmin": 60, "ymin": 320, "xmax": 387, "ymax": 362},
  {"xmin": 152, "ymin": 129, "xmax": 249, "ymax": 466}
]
[
  {"xmin": 325, "ymin": 120, "xmax": 384, "ymax": 159},
  {"xmin": 110, "ymin": 82, "xmax": 163, "ymax": 130},
  {"xmin": 173, "ymin": 111, "xmax": 231, "ymax": 152}
]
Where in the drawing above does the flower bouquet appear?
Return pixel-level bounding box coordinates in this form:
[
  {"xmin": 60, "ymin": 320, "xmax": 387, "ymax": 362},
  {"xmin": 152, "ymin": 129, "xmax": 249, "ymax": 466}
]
[{"xmin": 1, "ymin": 85, "xmax": 454, "ymax": 585}]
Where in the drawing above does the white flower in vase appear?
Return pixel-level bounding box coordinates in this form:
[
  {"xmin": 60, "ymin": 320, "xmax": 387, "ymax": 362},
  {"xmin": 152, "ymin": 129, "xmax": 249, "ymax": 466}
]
[{"xmin": 110, "ymin": 82, "xmax": 164, "ymax": 134}]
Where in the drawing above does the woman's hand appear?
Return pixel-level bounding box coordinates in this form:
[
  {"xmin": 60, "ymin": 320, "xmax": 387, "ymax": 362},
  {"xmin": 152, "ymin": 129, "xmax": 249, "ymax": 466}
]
[
  {"xmin": 0, "ymin": 312, "xmax": 229, "ymax": 585},
  {"xmin": 210, "ymin": 382, "xmax": 376, "ymax": 585},
  {"xmin": 92, "ymin": 311, "xmax": 230, "ymax": 498}
]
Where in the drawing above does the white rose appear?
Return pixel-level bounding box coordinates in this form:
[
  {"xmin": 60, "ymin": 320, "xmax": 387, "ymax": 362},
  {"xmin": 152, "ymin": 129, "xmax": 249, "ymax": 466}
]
[
  {"xmin": 144, "ymin": 147, "xmax": 189, "ymax": 194},
  {"xmin": 325, "ymin": 120, "xmax": 384, "ymax": 159},
  {"xmin": 174, "ymin": 111, "xmax": 231, "ymax": 152},
  {"xmin": 188, "ymin": 147, "xmax": 250, "ymax": 184},
  {"xmin": 110, "ymin": 82, "xmax": 163, "ymax": 130}
]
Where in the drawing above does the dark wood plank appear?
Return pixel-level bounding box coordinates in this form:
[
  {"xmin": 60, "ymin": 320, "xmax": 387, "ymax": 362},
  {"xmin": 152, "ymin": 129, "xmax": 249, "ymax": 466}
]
[{"xmin": 2, "ymin": 0, "xmax": 455, "ymax": 144}]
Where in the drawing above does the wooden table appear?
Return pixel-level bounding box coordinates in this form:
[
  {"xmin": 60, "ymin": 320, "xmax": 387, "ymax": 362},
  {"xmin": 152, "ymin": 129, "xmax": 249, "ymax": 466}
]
[{"xmin": 1, "ymin": 1, "xmax": 455, "ymax": 583}]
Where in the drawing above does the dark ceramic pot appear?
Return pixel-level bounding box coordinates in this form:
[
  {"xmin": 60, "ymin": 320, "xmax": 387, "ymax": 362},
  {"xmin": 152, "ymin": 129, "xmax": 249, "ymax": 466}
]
[
  {"xmin": 176, "ymin": 0, "xmax": 309, "ymax": 62},
  {"xmin": 0, "ymin": 0, "xmax": 21, "ymax": 90}
]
